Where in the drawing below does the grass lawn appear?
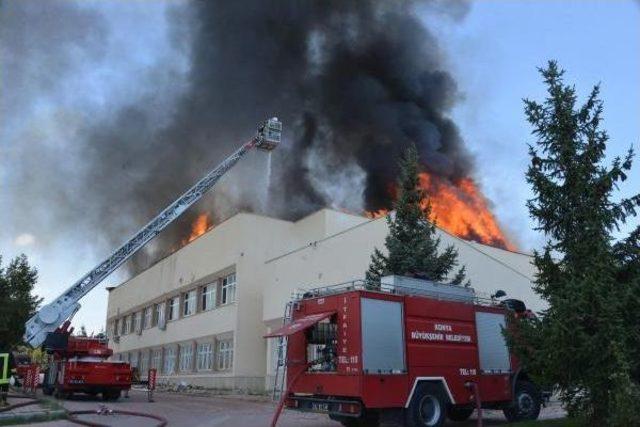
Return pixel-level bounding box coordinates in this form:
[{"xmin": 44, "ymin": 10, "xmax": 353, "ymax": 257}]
[{"xmin": 512, "ymin": 419, "xmax": 581, "ymax": 427}]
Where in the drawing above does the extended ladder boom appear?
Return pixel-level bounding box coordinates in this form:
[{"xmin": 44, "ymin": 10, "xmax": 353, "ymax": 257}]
[{"xmin": 24, "ymin": 118, "xmax": 282, "ymax": 347}]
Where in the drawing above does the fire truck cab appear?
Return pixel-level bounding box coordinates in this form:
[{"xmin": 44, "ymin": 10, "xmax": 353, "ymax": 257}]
[{"xmin": 267, "ymin": 276, "xmax": 543, "ymax": 427}]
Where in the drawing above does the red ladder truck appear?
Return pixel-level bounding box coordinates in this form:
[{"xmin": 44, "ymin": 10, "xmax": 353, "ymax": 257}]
[
  {"xmin": 266, "ymin": 275, "xmax": 546, "ymax": 427},
  {"xmin": 22, "ymin": 118, "xmax": 281, "ymax": 399}
]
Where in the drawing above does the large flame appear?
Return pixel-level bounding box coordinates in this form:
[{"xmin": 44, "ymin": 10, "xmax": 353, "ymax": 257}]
[
  {"xmin": 367, "ymin": 172, "xmax": 515, "ymax": 251},
  {"xmin": 183, "ymin": 213, "xmax": 214, "ymax": 245}
]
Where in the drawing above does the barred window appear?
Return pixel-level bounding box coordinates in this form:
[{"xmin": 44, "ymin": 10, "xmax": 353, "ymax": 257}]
[
  {"xmin": 130, "ymin": 351, "xmax": 139, "ymax": 369},
  {"xmin": 139, "ymin": 351, "xmax": 149, "ymax": 376},
  {"xmin": 163, "ymin": 347, "xmax": 176, "ymax": 375},
  {"xmin": 197, "ymin": 343, "xmax": 213, "ymax": 371},
  {"xmin": 151, "ymin": 349, "xmax": 162, "ymax": 370},
  {"xmin": 221, "ymin": 273, "xmax": 236, "ymax": 305},
  {"xmin": 217, "ymin": 339, "xmax": 233, "ymax": 371},
  {"xmin": 179, "ymin": 344, "xmax": 193, "ymax": 372},
  {"xmin": 201, "ymin": 284, "xmax": 216, "ymax": 311}
]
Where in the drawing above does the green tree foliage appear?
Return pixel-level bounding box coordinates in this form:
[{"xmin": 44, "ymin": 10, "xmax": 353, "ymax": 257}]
[
  {"xmin": 0, "ymin": 254, "xmax": 42, "ymax": 349},
  {"xmin": 366, "ymin": 144, "xmax": 467, "ymax": 287},
  {"xmin": 511, "ymin": 61, "xmax": 640, "ymax": 425}
]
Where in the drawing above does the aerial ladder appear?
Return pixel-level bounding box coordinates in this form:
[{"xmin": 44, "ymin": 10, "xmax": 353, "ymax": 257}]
[{"xmin": 24, "ymin": 118, "xmax": 282, "ymax": 348}]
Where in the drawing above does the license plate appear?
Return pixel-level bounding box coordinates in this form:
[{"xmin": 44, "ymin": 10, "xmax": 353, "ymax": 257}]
[{"xmin": 310, "ymin": 402, "xmax": 330, "ymax": 413}]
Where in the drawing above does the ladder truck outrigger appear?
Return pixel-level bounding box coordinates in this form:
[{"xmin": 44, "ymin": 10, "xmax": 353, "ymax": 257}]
[{"xmin": 24, "ymin": 118, "xmax": 282, "ymax": 400}]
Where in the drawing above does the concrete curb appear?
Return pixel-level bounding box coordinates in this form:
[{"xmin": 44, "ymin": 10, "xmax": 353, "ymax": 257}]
[{"xmin": 0, "ymin": 409, "xmax": 67, "ymax": 426}]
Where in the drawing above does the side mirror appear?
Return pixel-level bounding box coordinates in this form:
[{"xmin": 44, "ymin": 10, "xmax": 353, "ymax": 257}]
[{"xmin": 492, "ymin": 290, "xmax": 507, "ymax": 299}]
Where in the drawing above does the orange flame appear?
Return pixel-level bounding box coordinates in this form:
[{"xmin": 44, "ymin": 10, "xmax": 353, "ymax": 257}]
[
  {"xmin": 183, "ymin": 213, "xmax": 214, "ymax": 245},
  {"xmin": 367, "ymin": 172, "xmax": 515, "ymax": 251}
]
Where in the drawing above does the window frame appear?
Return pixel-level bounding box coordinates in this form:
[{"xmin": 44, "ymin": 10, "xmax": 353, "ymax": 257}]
[
  {"xmin": 183, "ymin": 290, "xmax": 196, "ymax": 317},
  {"xmin": 143, "ymin": 307, "xmax": 152, "ymax": 329},
  {"xmin": 221, "ymin": 273, "xmax": 236, "ymax": 305},
  {"xmin": 179, "ymin": 343, "xmax": 194, "ymax": 372},
  {"xmin": 163, "ymin": 347, "xmax": 176, "ymax": 375},
  {"xmin": 201, "ymin": 284, "xmax": 216, "ymax": 311},
  {"xmin": 216, "ymin": 339, "xmax": 233, "ymax": 371},
  {"xmin": 168, "ymin": 297, "xmax": 179, "ymax": 321},
  {"xmin": 196, "ymin": 342, "xmax": 213, "ymax": 371}
]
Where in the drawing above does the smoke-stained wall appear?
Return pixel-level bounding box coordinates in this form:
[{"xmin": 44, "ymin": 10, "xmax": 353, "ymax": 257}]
[{"xmin": 3, "ymin": 0, "xmax": 472, "ymax": 275}]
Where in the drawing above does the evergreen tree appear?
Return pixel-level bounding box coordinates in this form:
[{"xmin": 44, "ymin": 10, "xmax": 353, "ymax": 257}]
[
  {"xmin": 366, "ymin": 144, "xmax": 467, "ymax": 287},
  {"xmin": 511, "ymin": 61, "xmax": 640, "ymax": 424},
  {"xmin": 0, "ymin": 254, "xmax": 42, "ymax": 349}
]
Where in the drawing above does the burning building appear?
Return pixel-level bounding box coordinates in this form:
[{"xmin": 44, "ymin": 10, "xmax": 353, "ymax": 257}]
[{"xmin": 106, "ymin": 208, "xmax": 540, "ymax": 392}]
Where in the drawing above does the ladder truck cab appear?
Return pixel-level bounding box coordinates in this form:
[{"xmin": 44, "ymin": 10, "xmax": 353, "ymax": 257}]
[
  {"xmin": 267, "ymin": 275, "xmax": 544, "ymax": 427},
  {"xmin": 41, "ymin": 322, "xmax": 130, "ymax": 400}
]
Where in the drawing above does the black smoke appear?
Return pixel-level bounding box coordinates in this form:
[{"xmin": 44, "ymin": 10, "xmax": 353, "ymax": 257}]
[{"xmin": 5, "ymin": 0, "xmax": 473, "ymax": 276}]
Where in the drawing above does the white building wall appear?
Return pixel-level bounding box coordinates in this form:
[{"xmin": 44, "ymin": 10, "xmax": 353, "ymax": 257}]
[{"xmin": 106, "ymin": 209, "xmax": 540, "ymax": 393}]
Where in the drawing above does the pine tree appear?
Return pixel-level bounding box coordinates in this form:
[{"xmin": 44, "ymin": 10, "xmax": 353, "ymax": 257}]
[
  {"xmin": 365, "ymin": 144, "xmax": 467, "ymax": 288},
  {"xmin": 511, "ymin": 61, "xmax": 640, "ymax": 424},
  {"xmin": 0, "ymin": 254, "xmax": 42, "ymax": 349}
]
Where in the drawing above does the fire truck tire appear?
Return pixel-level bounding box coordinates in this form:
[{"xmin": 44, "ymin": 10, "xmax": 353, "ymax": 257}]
[
  {"xmin": 446, "ymin": 406, "xmax": 474, "ymax": 422},
  {"xmin": 503, "ymin": 381, "xmax": 541, "ymax": 422},
  {"xmin": 405, "ymin": 383, "xmax": 448, "ymax": 427},
  {"xmin": 102, "ymin": 389, "xmax": 121, "ymax": 401}
]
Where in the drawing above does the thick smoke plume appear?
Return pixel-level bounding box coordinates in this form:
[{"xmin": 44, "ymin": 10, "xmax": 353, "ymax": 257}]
[{"xmin": 4, "ymin": 0, "xmax": 473, "ymax": 276}]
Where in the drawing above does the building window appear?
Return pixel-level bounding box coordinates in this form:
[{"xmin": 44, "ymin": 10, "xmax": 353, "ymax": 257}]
[
  {"xmin": 221, "ymin": 273, "xmax": 236, "ymax": 305},
  {"xmin": 201, "ymin": 284, "xmax": 216, "ymax": 311},
  {"xmin": 124, "ymin": 315, "xmax": 132, "ymax": 335},
  {"xmin": 113, "ymin": 319, "xmax": 120, "ymax": 337},
  {"xmin": 139, "ymin": 350, "xmax": 149, "ymax": 376},
  {"xmin": 168, "ymin": 297, "xmax": 179, "ymax": 321},
  {"xmin": 217, "ymin": 339, "xmax": 233, "ymax": 371},
  {"xmin": 197, "ymin": 343, "xmax": 213, "ymax": 371},
  {"xmin": 151, "ymin": 349, "xmax": 162, "ymax": 370},
  {"xmin": 155, "ymin": 302, "xmax": 166, "ymax": 326},
  {"xmin": 130, "ymin": 351, "xmax": 139, "ymax": 369},
  {"xmin": 179, "ymin": 344, "xmax": 193, "ymax": 372},
  {"xmin": 183, "ymin": 290, "xmax": 196, "ymax": 317},
  {"xmin": 133, "ymin": 311, "xmax": 142, "ymax": 332},
  {"xmin": 163, "ymin": 347, "xmax": 176, "ymax": 375},
  {"xmin": 143, "ymin": 307, "xmax": 152, "ymax": 329}
]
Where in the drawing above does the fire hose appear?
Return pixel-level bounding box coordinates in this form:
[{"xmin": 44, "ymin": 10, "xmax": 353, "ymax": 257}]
[
  {"xmin": 67, "ymin": 407, "xmax": 167, "ymax": 427},
  {"xmin": 270, "ymin": 362, "xmax": 312, "ymax": 427},
  {"xmin": 2, "ymin": 389, "xmax": 167, "ymax": 427}
]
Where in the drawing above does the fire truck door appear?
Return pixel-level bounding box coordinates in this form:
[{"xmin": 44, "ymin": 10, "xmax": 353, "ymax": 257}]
[
  {"xmin": 475, "ymin": 311, "xmax": 512, "ymax": 402},
  {"xmin": 361, "ymin": 298, "xmax": 406, "ymax": 374}
]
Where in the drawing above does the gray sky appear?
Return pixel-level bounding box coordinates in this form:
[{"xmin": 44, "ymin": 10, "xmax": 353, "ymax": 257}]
[{"xmin": 1, "ymin": 0, "xmax": 639, "ymax": 333}]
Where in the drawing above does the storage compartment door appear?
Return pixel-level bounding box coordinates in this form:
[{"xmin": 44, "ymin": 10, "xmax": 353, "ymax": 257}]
[
  {"xmin": 475, "ymin": 312, "xmax": 511, "ymax": 374},
  {"xmin": 361, "ymin": 298, "xmax": 406, "ymax": 374}
]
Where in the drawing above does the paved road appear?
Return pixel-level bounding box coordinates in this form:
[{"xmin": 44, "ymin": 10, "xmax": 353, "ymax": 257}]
[{"xmin": 32, "ymin": 388, "xmax": 565, "ymax": 426}]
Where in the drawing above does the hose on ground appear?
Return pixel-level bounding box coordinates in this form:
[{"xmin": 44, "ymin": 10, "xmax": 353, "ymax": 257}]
[
  {"xmin": 3, "ymin": 389, "xmax": 167, "ymax": 427},
  {"xmin": 67, "ymin": 409, "xmax": 167, "ymax": 427},
  {"xmin": 0, "ymin": 392, "xmax": 39, "ymax": 413}
]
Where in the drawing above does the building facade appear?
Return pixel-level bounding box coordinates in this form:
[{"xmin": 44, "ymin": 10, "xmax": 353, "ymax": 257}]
[{"xmin": 106, "ymin": 209, "xmax": 541, "ymax": 392}]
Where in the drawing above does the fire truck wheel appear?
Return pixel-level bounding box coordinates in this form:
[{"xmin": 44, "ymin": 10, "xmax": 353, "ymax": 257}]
[
  {"xmin": 503, "ymin": 381, "xmax": 541, "ymax": 422},
  {"xmin": 102, "ymin": 389, "xmax": 121, "ymax": 401},
  {"xmin": 406, "ymin": 383, "xmax": 448, "ymax": 427},
  {"xmin": 446, "ymin": 406, "xmax": 474, "ymax": 422}
]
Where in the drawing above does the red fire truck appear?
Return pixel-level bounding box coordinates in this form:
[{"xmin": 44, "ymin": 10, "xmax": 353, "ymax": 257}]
[
  {"xmin": 267, "ymin": 276, "xmax": 546, "ymax": 427},
  {"xmin": 41, "ymin": 321, "xmax": 131, "ymax": 400}
]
